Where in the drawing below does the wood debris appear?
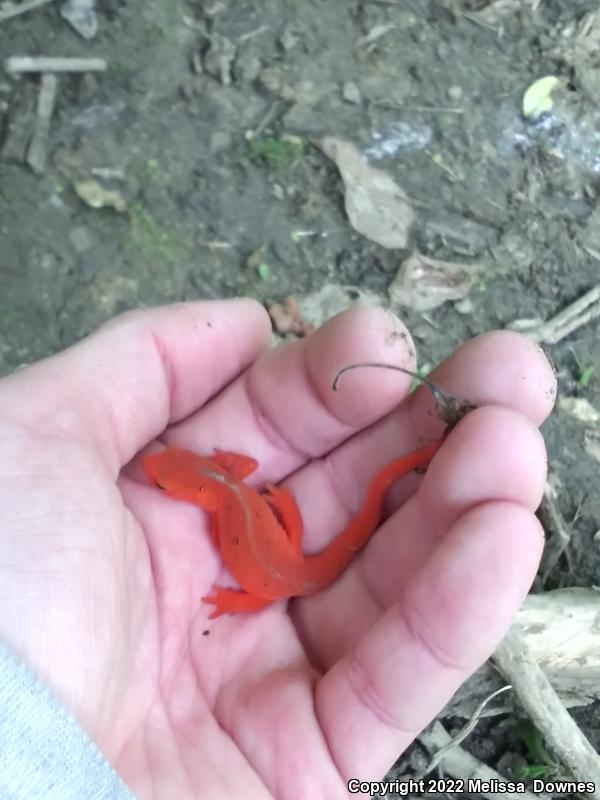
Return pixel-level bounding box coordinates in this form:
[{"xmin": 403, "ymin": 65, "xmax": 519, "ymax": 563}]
[
  {"xmin": 493, "ymin": 627, "xmax": 600, "ymax": 799},
  {"xmin": 203, "ymin": 34, "xmax": 236, "ymax": 86},
  {"xmin": 558, "ymin": 396, "xmax": 599, "ymax": 425},
  {"xmin": 0, "ymin": 0, "xmax": 53, "ymax": 23},
  {"xmin": 355, "ymin": 23, "xmax": 396, "ymax": 49},
  {"xmin": 5, "ymin": 56, "xmax": 106, "ymax": 73},
  {"xmin": 447, "ymin": 588, "xmax": 600, "ymax": 717},
  {"xmin": 509, "ymin": 283, "xmax": 600, "ymax": 344},
  {"xmin": 26, "ymin": 72, "xmax": 58, "ymax": 174},
  {"xmin": 420, "ymin": 722, "xmax": 549, "ymax": 800}
]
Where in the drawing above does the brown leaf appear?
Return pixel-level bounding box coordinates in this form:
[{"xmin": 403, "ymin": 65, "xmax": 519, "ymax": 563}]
[
  {"xmin": 317, "ymin": 137, "xmax": 414, "ymax": 249},
  {"xmin": 389, "ymin": 251, "xmax": 484, "ymax": 312},
  {"xmin": 268, "ymin": 297, "xmax": 316, "ymax": 337}
]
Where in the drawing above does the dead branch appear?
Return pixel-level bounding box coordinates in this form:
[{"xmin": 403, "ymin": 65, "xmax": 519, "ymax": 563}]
[
  {"xmin": 419, "ymin": 721, "xmax": 549, "ymax": 800},
  {"xmin": 493, "ymin": 627, "xmax": 600, "ymax": 799},
  {"xmin": 5, "ymin": 56, "xmax": 106, "ymax": 73}
]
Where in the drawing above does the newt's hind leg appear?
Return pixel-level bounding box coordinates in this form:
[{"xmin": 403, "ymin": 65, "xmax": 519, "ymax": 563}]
[
  {"xmin": 263, "ymin": 483, "xmax": 303, "ymax": 556},
  {"xmin": 202, "ymin": 587, "xmax": 276, "ymax": 619}
]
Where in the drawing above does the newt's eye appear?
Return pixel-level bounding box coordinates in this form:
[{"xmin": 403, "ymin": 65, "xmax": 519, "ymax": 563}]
[{"xmin": 156, "ymin": 482, "xmax": 166, "ymax": 490}]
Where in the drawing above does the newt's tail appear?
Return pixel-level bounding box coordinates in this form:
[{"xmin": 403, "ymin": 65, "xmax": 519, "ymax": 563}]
[{"xmin": 295, "ymin": 439, "xmax": 444, "ymax": 595}]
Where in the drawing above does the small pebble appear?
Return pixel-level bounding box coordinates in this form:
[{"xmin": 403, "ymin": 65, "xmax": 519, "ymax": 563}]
[
  {"xmin": 233, "ymin": 53, "xmax": 261, "ymax": 83},
  {"xmin": 69, "ymin": 225, "xmax": 93, "ymax": 253},
  {"xmin": 210, "ymin": 131, "xmax": 232, "ymax": 152},
  {"xmin": 279, "ymin": 27, "xmax": 299, "ymax": 51},
  {"xmin": 342, "ymin": 81, "xmax": 361, "ymax": 105},
  {"xmin": 455, "ymin": 297, "xmax": 474, "ymax": 314}
]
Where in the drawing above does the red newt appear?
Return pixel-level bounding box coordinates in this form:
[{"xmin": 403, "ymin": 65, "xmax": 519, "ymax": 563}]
[{"xmin": 143, "ymin": 438, "xmax": 444, "ymax": 618}]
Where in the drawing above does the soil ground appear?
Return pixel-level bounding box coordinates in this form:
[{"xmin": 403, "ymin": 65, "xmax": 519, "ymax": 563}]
[{"xmin": 1, "ymin": 0, "xmax": 600, "ymax": 797}]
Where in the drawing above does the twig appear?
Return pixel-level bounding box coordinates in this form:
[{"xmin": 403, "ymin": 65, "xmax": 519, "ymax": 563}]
[
  {"xmin": 371, "ymin": 100, "xmax": 465, "ymax": 114},
  {"xmin": 493, "ymin": 627, "xmax": 600, "ymax": 799},
  {"xmin": 456, "ymin": 9, "xmax": 500, "ymax": 32},
  {"xmin": 26, "ymin": 73, "xmax": 57, "ymax": 174},
  {"xmin": 0, "ymin": 0, "xmax": 53, "ymax": 23},
  {"xmin": 417, "ymin": 686, "xmax": 512, "ymax": 778},
  {"xmin": 5, "ymin": 56, "xmax": 106, "ymax": 73},
  {"xmin": 419, "ymin": 721, "xmax": 549, "ymax": 800},
  {"xmin": 332, "ymin": 362, "xmax": 477, "ymax": 429},
  {"xmin": 509, "ymin": 284, "xmax": 600, "ymax": 344},
  {"xmin": 355, "ymin": 23, "xmax": 396, "ymax": 48},
  {"xmin": 245, "ymin": 100, "xmax": 282, "ymax": 140},
  {"xmin": 238, "ymin": 24, "xmax": 269, "ymax": 42},
  {"xmin": 198, "ymin": 239, "xmax": 232, "ymax": 251},
  {"xmin": 538, "ymin": 480, "xmax": 574, "ymax": 584}
]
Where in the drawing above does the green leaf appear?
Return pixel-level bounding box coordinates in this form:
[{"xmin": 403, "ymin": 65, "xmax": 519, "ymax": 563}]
[
  {"xmin": 522, "ymin": 76, "xmax": 560, "ymax": 120},
  {"xmin": 257, "ymin": 262, "xmax": 270, "ymax": 281},
  {"xmin": 579, "ymin": 365, "xmax": 594, "ymax": 388},
  {"xmin": 515, "ymin": 764, "xmax": 552, "ymax": 780}
]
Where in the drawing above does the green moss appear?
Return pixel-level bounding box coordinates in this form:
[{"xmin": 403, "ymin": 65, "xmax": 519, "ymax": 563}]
[
  {"xmin": 571, "ymin": 349, "xmax": 595, "ymax": 388},
  {"xmin": 247, "ymin": 136, "xmax": 305, "ymax": 173},
  {"xmin": 127, "ymin": 202, "xmax": 187, "ymax": 265},
  {"xmin": 513, "ymin": 720, "xmax": 558, "ymax": 781}
]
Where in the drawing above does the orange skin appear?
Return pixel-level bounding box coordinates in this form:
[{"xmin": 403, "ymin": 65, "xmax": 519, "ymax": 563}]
[{"xmin": 143, "ymin": 440, "xmax": 444, "ymax": 618}]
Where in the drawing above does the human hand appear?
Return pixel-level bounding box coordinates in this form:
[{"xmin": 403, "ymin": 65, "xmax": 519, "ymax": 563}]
[{"xmin": 0, "ymin": 300, "xmax": 554, "ymax": 799}]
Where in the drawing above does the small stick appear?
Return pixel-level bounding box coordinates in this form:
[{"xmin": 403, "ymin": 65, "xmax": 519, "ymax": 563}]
[
  {"xmin": 246, "ymin": 99, "xmax": 282, "ymax": 140},
  {"xmin": 0, "ymin": 0, "xmax": 53, "ymax": 23},
  {"xmin": 332, "ymin": 362, "xmax": 476, "ymax": 429},
  {"xmin": 238, "ymin": 24, "xmax": 269, "ymax": 41},
  {"xmin": 511, "ymin": 283, "xmax": 600, "ymax": 345},
  {"xmin": 417, "ymin": 686, "xmax": 512, "ymax": 778},
  {"xmin": 26, "ymin": 72, "xmax": 58, "ymax": 174},
  {"xmin": 493, "ymin": 627, "xmax": 600, "ymax": 799},
  {"xmin": 538, "ymin": 480, "xmax": 574, "ymax": 584},
  {"xmin": 371, "ymin": 100, "xmax": 465, "ymax": 114},
  {"xmin": 419, "ymin": 721, "xmax": 549, "ymax": 800},
  {"xmin": 5, "ymin": 56, "xmax": 106, "ymax": 73}
]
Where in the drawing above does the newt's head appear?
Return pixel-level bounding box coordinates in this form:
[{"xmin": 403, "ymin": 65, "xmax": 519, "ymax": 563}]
[{"xmin": 143, "ymin": 447, "xmax": 224, "ymax": 509}]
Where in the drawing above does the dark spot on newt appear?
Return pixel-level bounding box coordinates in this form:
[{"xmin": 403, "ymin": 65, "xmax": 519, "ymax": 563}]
[{"xmin": 232, "ymin": 536, "xmax": 239, "ymax": 545}]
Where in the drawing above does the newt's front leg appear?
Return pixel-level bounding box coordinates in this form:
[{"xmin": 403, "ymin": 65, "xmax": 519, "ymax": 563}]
[{"xmin": 202, "ymin": 587, "xmax": 276, "ymax": 619}]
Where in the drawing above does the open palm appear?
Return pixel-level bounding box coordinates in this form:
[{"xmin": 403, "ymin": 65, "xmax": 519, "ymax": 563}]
[{"xmin": 0, "ymin": 300, "xmax": 554, "ymax": 799}]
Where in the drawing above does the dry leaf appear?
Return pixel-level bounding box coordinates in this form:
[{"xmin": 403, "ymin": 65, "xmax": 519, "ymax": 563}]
[
  {"xmin": 522, "ymin": 75, "xmax": 561, "ymax": 120},
  {"xmin": 389, "ymin": 251, "xmax": 483, "ymax": 312},
  {"xmin": 317, "ymin": 137, "xmax": 414, "ymax": 249},
  {"xmin": 559, "ymin": 396, "xmax": 600, "ymax": 425},
  {"xmin": 74, "ymin": 179, "xmax": 127, "ymax": 212}
]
